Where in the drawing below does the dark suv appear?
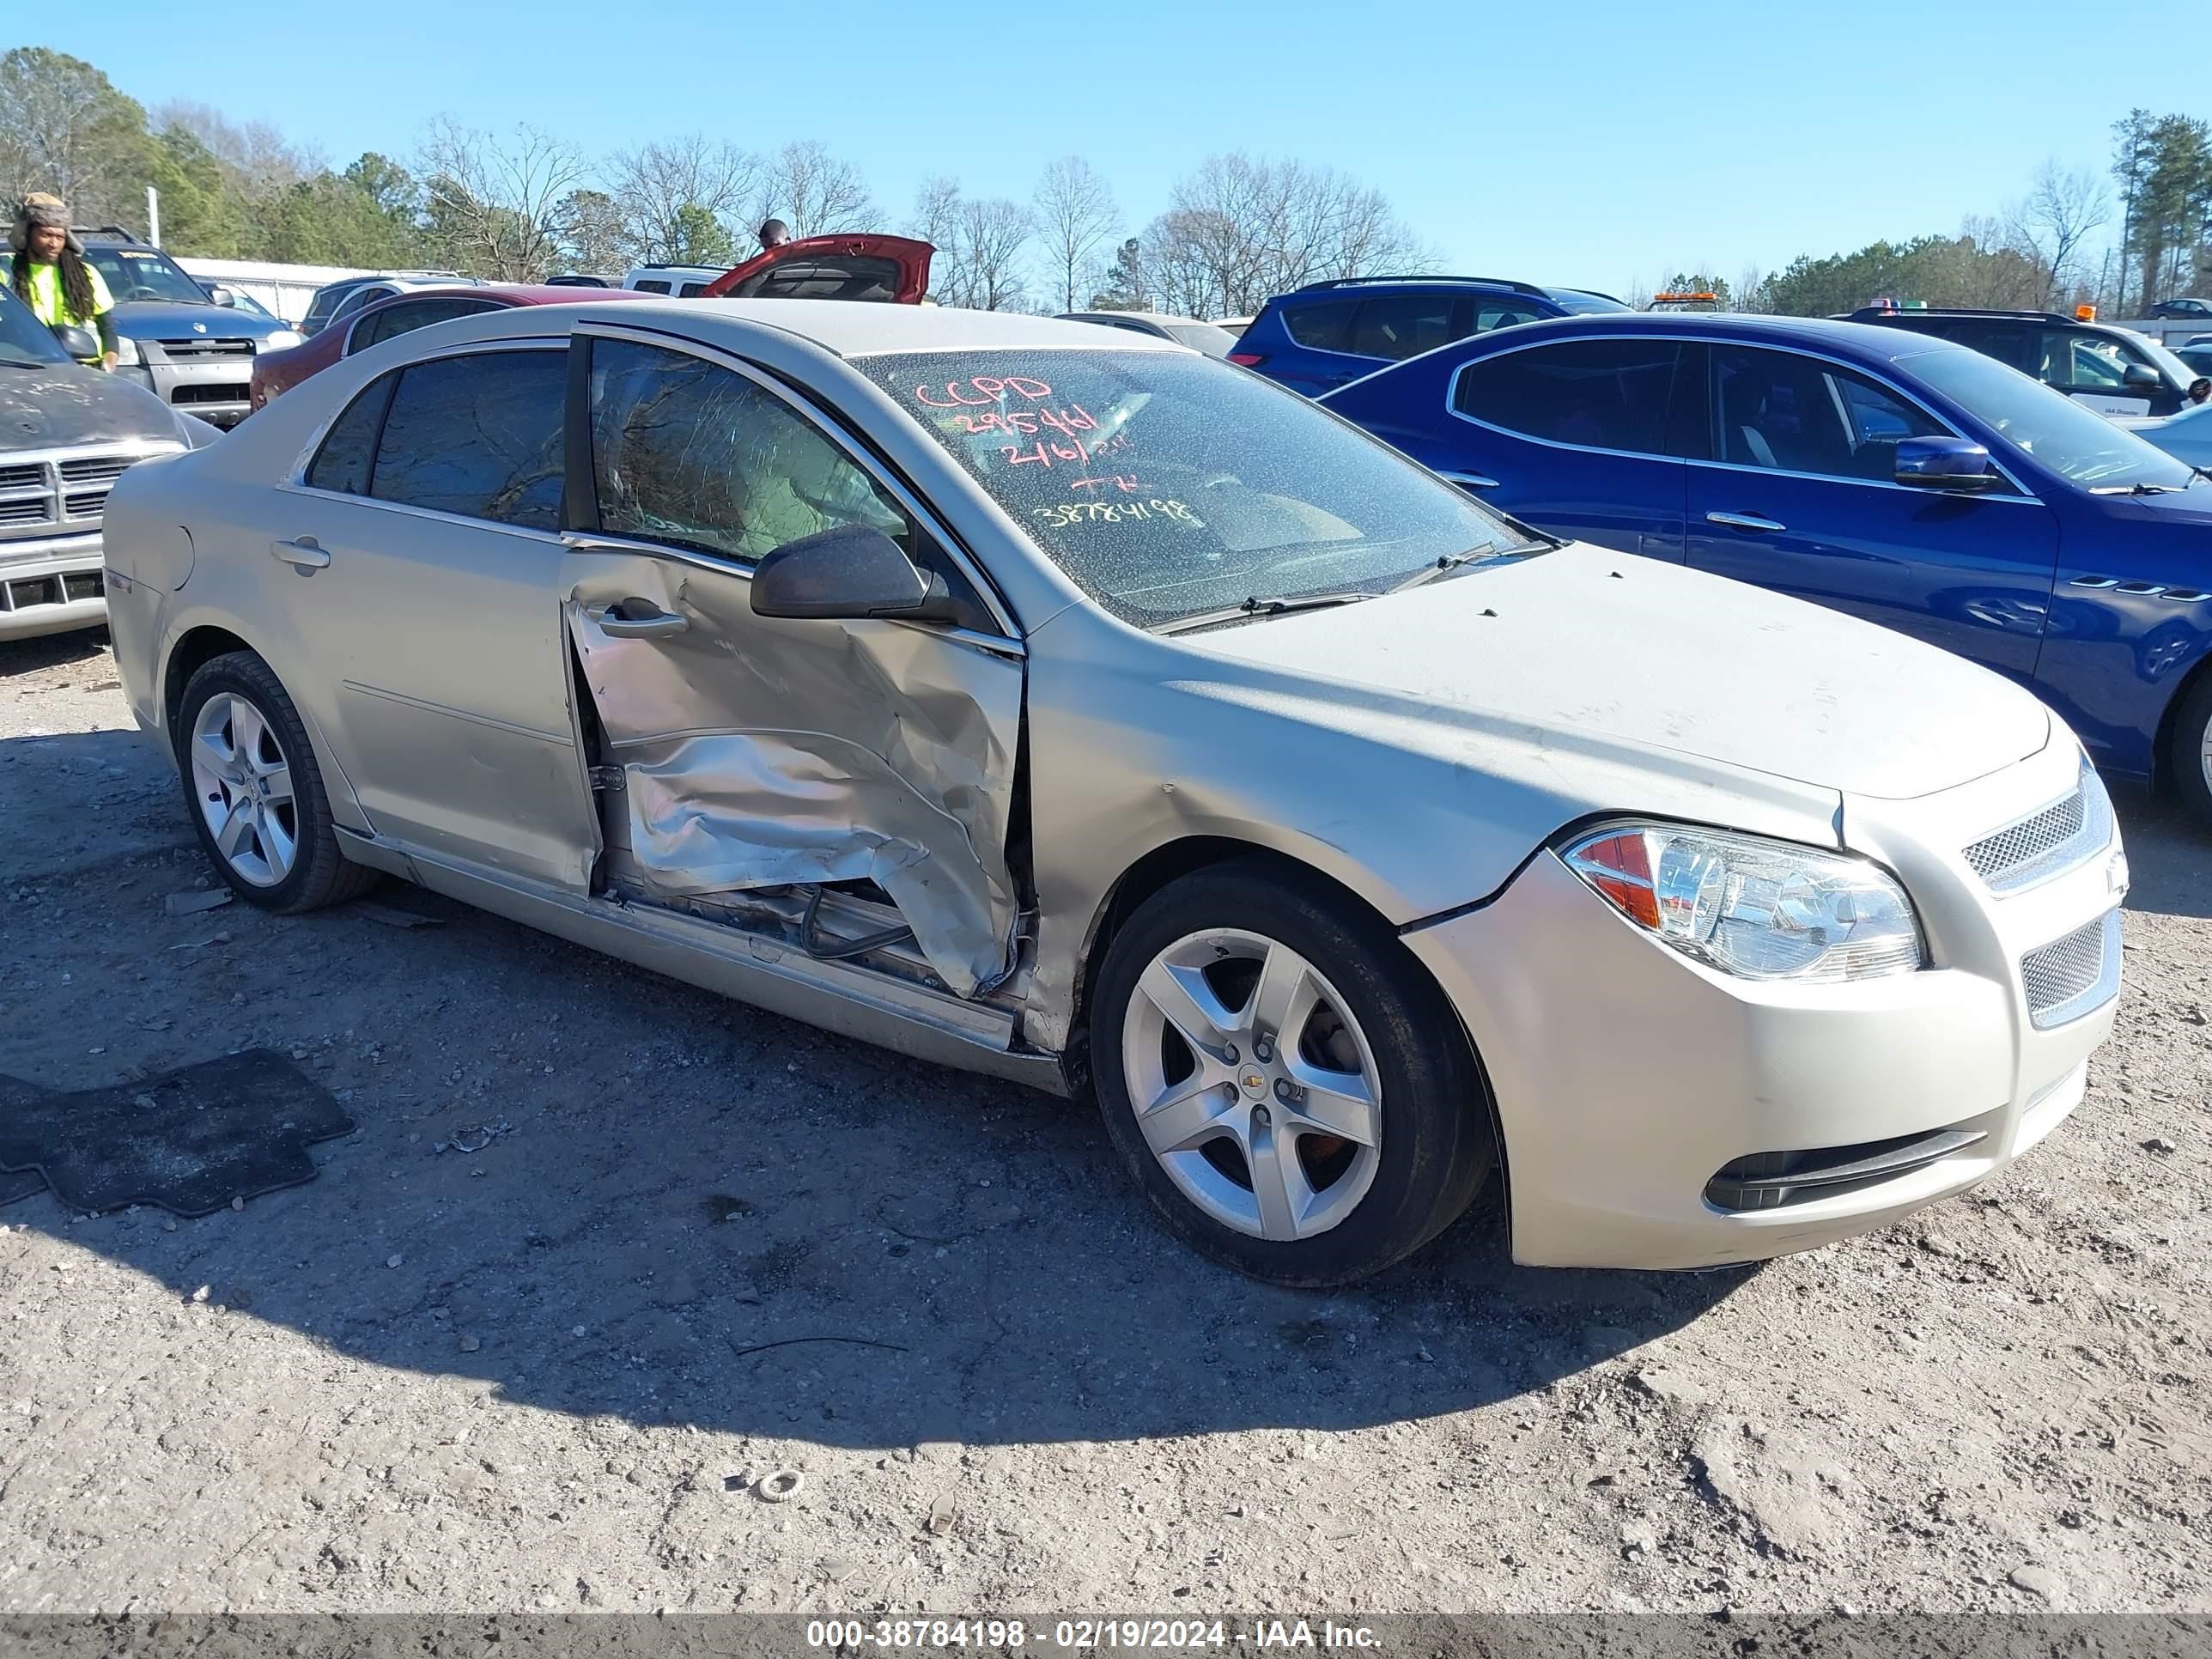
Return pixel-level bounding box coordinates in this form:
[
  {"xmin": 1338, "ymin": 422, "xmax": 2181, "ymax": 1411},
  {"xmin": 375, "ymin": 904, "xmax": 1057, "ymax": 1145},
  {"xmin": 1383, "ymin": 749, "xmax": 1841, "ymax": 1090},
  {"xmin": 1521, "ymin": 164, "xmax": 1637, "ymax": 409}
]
[
  {"xmin": 1229, "ymin": 275, "xmax": 1631, "ymax": 395},
  {"xmin": 1844, "ymin": 307, "xmax": 2210, "ymax": 419}
]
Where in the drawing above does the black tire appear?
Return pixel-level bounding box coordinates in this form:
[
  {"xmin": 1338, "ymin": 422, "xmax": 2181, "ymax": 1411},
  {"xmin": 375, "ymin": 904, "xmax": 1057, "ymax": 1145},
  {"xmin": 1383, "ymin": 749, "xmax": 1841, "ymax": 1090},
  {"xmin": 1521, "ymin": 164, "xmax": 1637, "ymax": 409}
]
[
  {"xmin": 173, "ymin": 651, "xmax": 379, "ymax": 914},
  {"xmin": 1091, "ymin": 859, "xmax": 1497, "ymax": 1286},
  {"xmin": 2169, "ymin": 672, "xmax": 2212, "ymax": 830}
]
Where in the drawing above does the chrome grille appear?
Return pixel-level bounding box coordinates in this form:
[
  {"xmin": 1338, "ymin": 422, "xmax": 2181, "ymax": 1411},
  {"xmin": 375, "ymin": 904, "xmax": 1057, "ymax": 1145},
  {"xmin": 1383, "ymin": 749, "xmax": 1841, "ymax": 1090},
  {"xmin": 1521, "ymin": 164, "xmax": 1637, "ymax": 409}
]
[
  {"xmin": 1963, "ymin": 762, "xmax": 2114, "ymax": 894},
  {"xmin": 58, "ymin": 456, "xmax": 133, "ymax": 487},
  {"xmin": 0, "ymin": 446, "xmax": 176, "ymax": 539},
  {"xmin": 156, "ymin": 337, "xmax": 255, "ymax": 360},
  {"xmin": 2022, "ymin": 910, "xmax": 2122, "ymax": 1030}
]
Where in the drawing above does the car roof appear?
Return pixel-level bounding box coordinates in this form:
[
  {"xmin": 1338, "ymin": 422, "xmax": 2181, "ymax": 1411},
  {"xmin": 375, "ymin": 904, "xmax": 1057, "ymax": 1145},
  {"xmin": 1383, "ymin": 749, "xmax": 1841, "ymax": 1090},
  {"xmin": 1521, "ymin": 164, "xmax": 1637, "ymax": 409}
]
[
  {"xmin": 1272, "ymin": 276, "xmax": 1583, "ymax": 302},
  {"xmin": 1439, "ymin": 310, "xmax": 1987, "ymax": 365},
  {"xmin": 589, "ymin": 298, "xmax": 1180, "ymax": 357},
  {"xmin": 373, "ymin": 283, "xmax": 655, "ymax": 307}
]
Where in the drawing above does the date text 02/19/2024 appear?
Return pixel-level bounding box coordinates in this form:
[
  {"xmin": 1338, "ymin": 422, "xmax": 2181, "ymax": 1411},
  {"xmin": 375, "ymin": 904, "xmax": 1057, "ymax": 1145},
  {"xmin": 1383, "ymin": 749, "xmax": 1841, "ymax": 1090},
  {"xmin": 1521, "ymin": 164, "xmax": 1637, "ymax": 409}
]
[{"xmin": 803, "ymin": 1619, "xmax": 1385, "ymax": 1650}]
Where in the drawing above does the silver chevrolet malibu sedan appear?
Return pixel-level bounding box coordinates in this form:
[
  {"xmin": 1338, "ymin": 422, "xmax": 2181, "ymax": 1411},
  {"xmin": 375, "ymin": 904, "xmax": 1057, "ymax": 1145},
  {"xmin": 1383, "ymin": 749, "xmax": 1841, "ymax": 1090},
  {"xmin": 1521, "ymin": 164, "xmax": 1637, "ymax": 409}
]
[{"xmin": 102, "ymin": 301, "xmax": 2129, "ymax": 1285}]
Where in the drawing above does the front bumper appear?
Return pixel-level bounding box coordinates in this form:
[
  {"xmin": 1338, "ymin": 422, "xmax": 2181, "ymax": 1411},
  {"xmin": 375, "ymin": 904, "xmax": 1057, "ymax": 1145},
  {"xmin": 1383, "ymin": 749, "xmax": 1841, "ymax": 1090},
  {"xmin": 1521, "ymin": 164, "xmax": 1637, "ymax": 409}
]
[
  {"xmin": 1403, "ymin": 738, "xmax": 2124, "ymax": 1270},
  {"xmin": 0, "ymin": 532, "xmax": 106, "ymax": 641},
  {"xmin": 125, "ymin": 354, "xmax": 254, "ymax": 429}
]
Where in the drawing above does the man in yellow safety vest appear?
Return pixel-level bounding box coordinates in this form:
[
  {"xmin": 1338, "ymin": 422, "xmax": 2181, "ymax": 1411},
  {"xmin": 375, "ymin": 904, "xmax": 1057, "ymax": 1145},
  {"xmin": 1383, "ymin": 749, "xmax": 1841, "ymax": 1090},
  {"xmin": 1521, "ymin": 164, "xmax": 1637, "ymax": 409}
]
[{"xmin": 9, "ymin": 194, "xmax": 118, "ymax": 370}]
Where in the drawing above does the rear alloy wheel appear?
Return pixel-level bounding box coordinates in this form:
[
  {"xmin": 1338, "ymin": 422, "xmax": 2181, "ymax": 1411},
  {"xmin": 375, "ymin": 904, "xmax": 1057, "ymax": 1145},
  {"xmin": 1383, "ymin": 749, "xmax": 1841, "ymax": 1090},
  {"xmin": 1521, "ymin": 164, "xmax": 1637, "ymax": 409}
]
[
  {"xmin": 189, "ymin": 691, "xmax": 299, "ymax": 888},
  {"xmin": 2174, "ymin": 671, "xmax": 2212, "ymax": 831},
  {"xmin": 1091, "ymin": 860, "xmax": 1496, "ymax": 1285},
  {"xmin": 174, "ymin": 652, "xmax": 379, "ymax": 913}
]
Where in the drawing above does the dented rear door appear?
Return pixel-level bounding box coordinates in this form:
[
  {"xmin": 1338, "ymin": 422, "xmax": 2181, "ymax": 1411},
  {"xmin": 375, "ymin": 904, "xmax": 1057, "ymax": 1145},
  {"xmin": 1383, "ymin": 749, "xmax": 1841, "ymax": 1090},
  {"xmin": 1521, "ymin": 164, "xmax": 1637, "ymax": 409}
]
[{"xmin": 562, "ymin": 330, "xmax": 1022, "ymax": 998}]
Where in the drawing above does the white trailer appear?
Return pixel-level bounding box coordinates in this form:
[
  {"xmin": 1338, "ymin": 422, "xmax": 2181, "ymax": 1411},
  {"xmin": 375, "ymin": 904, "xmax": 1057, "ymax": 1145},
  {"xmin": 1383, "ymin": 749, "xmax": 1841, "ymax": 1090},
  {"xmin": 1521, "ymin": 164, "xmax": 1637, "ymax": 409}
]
[{"xmin": 173, "ymin": 258, "xmax": 376, "ymax": 325}]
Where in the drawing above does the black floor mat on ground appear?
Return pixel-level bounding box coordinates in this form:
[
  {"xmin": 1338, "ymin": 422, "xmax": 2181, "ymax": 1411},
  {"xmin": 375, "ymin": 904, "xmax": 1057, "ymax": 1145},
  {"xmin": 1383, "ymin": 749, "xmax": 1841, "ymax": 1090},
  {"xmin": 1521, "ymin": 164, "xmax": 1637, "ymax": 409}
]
[
  {"xmin": 0, "ymin": 1050, "xmax": 351, "ymax": 1217},
  {"xmin": 0, "ymin": 1166, "xmax": 44, "ymax": 1207}
]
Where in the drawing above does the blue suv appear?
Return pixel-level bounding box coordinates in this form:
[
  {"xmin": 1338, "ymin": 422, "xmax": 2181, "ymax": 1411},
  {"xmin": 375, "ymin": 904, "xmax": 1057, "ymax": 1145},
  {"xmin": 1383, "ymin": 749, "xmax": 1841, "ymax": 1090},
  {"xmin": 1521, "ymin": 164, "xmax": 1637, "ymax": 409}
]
[
  {"xmin": 1321, "ymin": 313, "xmax": 2212, "ymax": 824},
  {"xmin": 1229, "ymin": 276, "xmax": 1631, "ymax": 396}
]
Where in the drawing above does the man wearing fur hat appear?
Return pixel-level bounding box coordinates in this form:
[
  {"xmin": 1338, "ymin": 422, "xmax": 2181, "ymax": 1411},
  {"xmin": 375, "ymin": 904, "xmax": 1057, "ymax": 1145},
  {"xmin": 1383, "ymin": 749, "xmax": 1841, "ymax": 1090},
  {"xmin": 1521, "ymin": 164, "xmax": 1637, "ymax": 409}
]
[{"xmin": 9, "ymin": 195, "xmax": 118, "ymax": 370}]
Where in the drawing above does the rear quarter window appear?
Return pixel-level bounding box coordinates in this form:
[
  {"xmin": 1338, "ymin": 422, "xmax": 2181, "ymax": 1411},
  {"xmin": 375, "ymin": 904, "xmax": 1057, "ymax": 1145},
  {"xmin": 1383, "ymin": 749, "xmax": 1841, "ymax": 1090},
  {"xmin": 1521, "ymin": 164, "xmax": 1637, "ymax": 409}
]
[
  {"xmin": 306, "ymin": 374, "xmax": 396, "ymax": 494},
  {"xmin": 1280, "ymin": 298, "xmax": 1360, "ymax": 352}
]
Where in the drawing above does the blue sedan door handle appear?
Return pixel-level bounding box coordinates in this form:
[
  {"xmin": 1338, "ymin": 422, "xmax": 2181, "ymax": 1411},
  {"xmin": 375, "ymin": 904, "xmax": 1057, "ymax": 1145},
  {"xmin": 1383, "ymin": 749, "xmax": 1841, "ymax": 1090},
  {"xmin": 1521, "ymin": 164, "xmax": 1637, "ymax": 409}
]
[
  {"xmin": 1706, "ymin": 510, "xmax": 1787, "ymax": 533},
  {"xmin": 270, "ymin": 537, "xmax": 331, "ymax": 572}
]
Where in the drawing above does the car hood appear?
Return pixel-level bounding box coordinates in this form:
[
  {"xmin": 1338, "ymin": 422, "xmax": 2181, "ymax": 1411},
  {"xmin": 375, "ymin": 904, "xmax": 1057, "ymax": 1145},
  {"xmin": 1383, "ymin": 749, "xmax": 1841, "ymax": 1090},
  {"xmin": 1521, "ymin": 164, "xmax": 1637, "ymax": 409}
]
[
  {"xmin": 108, "ymin": 300, "xmax": 287, "ymax": 341},
  {"xmin": 1191, "ymin": 544, "xmax": 2051, "ymax": 801},
  {"xmin": 0, "ymin": 359, "xmax": 183, "ymax": 447}
]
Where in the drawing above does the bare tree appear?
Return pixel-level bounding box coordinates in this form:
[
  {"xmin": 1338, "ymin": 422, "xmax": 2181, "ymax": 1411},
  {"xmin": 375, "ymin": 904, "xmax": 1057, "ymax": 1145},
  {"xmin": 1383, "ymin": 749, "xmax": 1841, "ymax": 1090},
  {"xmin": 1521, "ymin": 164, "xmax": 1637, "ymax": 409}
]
[
  {"xmin": 2008, "ymin": 161, "xmax": 2112, "ymax": 310},
  {"xmin": 418, "ymin": 118, "xmax": 588, "ymax": 281},
  {"xmin": 1138, "ymin": 154, "xmax": 1425, "ymax": 318},
  {"xmin": 611, "ymin": 135, "xmax": 759, "ymax": 266},
  {"xmin": 907, "ymin": 174, "xmax": 964, "ymax": 285},
  {"xmin": 939, "ymin": 198, "xmax": 1033, "ymax": 311},
  {"xmin": 1733, "ymin": 264, "xmax": 1766, "ymax": 312},
  {"xmin": 0, "ymin": 47, "xmax": 148, "ymax": 226},
  {"xmin": 154, "ymin": 100, "xmax": 317, "ymax": 196},
  {"xmin": 754, "ymin": 141, "xmax": 877, "ymax": 238},
  {"xmin": 1033, "ymin": 156, "xmax": 1118, "ymax": 313}
]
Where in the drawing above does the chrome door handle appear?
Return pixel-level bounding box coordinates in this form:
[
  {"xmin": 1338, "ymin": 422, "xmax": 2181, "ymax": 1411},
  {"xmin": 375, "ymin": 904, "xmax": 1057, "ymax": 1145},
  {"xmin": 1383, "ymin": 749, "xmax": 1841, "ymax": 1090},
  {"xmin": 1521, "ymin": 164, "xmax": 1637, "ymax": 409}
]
[
  {"xmin": 1440, "ymin": 470, "xmax": 1500, "ymax": 489},
  {"xmin": 1705, "ymin": 511, "xmax": 1787, "ymax": 533},
  {"xmin": 595, "ymin": 602, "xmax": 689, "ymax": 639},
  {"xmin": 270, "ymin": 537, "xmax": 330, "ymax": 571}
]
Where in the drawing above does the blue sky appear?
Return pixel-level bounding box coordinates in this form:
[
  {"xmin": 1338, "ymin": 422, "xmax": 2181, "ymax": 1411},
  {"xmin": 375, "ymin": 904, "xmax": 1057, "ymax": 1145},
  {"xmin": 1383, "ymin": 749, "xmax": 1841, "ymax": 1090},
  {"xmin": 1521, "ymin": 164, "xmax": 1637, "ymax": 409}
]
[{"xmin": 40, "ymin": 3, "xmax": 2212, "ymax": 295}]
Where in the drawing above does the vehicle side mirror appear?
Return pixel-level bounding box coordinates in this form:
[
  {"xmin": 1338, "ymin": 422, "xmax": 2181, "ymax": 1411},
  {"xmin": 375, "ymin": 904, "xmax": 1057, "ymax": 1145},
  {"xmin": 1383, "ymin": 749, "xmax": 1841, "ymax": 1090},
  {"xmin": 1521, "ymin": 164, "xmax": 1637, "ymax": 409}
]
[
  {"xmin": 1895, "ymin": 436, "xmax": 2000, "ymax": 493},
  {"xmin": 207, "ymin": 285, "xmax": 237, "ymax": 307},
  {"xmin": 2122, "ymin": 362, "xmax": 2160, "ymax": 390},
  {"xmin": 2191, "ymin": 378, "xmax": 2211, "ymax": 404},
  {"xmin": 50, "ymin": 323, "xmax": 99, "ymax": 361},
  {"xmin": 750, "ymin": 524, "xmax": 956, "ymax": 622}
]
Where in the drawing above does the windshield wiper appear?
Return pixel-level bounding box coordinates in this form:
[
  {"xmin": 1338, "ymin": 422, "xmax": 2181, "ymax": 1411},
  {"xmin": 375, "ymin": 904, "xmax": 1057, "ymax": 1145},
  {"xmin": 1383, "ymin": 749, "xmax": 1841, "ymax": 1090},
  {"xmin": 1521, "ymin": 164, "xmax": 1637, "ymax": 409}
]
[
  {"xmin": 1158, "ymin": 592, "xmax": 1371, "ymax": 635},
  {"xmin": 1389, "ymin": 540, "xmax": 1549, "ymax": 593},
  {"xmin": 2089, "ymin": 481, "xmax": 2185, "ymax": 495}
]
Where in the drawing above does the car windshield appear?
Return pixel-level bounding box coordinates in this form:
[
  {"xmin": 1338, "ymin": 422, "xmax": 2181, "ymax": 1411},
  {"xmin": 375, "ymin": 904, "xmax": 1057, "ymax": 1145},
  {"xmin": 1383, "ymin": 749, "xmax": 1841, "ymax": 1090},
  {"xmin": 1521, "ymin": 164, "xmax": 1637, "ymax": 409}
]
[
  {"xmin": 2134, "ymin": 332, "xmax": 2204, "ymax": 387},
  {"xmin": 1900, "ymin": 345, "xmax": 2197, "ymax": 489},
  {"xmin": 0, "ymin": 287, "xmax": 69, "ymax": 367},
  {"xmin": 860, "ymin": 348, "xmax": 1530, "ymax": 628},
  {"xmin": 82, "ymin": 245, "xmax": 212, "ymax": 305}
]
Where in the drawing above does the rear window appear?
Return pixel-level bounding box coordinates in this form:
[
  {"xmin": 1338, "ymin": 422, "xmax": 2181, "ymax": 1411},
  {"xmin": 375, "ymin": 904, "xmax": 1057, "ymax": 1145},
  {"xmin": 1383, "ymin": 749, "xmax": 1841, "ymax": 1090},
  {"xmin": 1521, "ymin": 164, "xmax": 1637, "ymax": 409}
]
[
  {"xmin": 632, "ymin": 279, "xmax": 671, "ymax": 295},
  {"xmin": 1454, "ymin": 339, "xmax": 1680, "ymax": 455},
  {"xmin": 1280, "ymin": 298, "xmax": 1359, "ymax": 352},
  {"xmin": 368, "ymin": 349, "xmax": 567, "ymax": 528},
  {"xmin": 726, "ymin": 257, "xmax": 901, "ymax": 301}
]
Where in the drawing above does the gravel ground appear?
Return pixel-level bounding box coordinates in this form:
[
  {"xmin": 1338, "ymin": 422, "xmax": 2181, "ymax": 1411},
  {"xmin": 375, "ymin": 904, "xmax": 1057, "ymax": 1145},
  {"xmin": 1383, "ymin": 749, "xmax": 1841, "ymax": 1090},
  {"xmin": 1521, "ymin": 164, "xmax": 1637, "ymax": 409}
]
[{"xmin": 2, "ymin": 629, "xmax": 2209, "ymax": 1619}]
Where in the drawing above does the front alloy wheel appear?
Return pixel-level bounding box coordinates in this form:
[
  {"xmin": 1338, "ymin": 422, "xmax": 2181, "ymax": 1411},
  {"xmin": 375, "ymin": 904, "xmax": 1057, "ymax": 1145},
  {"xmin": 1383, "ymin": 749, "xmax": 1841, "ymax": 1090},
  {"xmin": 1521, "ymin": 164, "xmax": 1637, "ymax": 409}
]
[
  {"xmin": 1091, "ymin": 860, "xmax": 1497, "ymax": 1285},
  {"xmin": 1121, "ymin": 928, "xmax": 1383, "ymax": 1242}
]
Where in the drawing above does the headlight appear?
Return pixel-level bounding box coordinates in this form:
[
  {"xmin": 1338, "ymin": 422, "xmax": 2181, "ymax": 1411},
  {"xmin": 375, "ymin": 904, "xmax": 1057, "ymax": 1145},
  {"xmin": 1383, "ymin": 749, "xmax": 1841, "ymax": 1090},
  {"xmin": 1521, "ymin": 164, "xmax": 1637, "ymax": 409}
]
[
  {"xmin": 261, "ymin": 330, "xmax": 303, "ymax": 352},
  {"xmin": 112, "ymin": 335, "xmax": 141, "ymax": 366},
  {"xmin": 1561, "ymin": 823, "xmax": 1924, "ymax": 982}
]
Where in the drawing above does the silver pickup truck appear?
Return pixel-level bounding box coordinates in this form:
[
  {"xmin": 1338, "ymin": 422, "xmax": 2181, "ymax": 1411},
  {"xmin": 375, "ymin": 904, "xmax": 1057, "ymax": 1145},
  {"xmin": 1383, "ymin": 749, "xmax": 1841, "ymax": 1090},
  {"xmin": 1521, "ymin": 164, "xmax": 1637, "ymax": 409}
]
[{"xmin": 0, "ymin": 286, "xmax": 210, "ymax": 641}]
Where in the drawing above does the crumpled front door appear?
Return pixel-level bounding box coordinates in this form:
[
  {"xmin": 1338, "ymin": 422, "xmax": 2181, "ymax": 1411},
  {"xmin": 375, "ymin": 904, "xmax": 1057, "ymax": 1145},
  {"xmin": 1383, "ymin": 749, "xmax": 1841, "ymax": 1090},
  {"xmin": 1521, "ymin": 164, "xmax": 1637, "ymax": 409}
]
[{"xmin": 563, "ymin": 547, "xmax": 1021, "ymax": 998}]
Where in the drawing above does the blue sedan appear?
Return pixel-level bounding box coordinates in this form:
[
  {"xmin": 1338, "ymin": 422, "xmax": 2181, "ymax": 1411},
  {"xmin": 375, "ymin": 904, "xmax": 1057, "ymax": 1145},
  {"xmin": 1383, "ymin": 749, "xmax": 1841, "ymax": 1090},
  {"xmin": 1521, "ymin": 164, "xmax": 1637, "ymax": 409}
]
[{"xmin": 1321, "ymin": 314, "xmax": 2212, "ymax": 826}]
